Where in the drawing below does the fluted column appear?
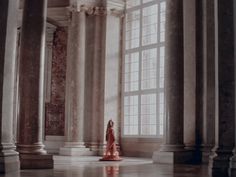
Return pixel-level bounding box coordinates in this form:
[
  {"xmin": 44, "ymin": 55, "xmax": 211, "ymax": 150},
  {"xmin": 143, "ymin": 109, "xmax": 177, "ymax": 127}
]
[
  {"xmin": 59, "ymin": 8, "xmax": 93, "ymax": 156},
  {"xmin": 17, "ymin": 0, "xmax": 53, "ymax": 169},
  {"xmin": 153, "ymin": 0, "xmax": 192, "ymax": 164},
  {"xmin": 201, "ymin": 0, "xmax": 215, "ymax": 163},
  {"xmin": 208, "ymin": 0, "xmax": 235, "ymax": 176},
  {"xmin": 97, "ymin": 6, "xmax": 124, "ymax": 155},
  {"xmin": 0, "ymin": 0, "xmax": 20, "ymax": 173},
  {"xmin": 84, "ymin": 9, "xmax": 105, "ymax": 152}
]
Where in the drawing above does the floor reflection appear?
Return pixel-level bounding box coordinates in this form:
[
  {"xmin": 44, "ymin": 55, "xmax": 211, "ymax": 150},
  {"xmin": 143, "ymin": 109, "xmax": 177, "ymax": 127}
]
[
  {"xmin": 0, "ymin": 156, "xmax": 210, "ymax": 177},
  {"xmin": 104, "ymin": 164, "xmax": 119, "ymax": 177}
]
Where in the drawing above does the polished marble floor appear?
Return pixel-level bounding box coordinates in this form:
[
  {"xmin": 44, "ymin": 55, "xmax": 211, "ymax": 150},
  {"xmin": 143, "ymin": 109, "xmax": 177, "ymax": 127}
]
[{"xmin": 1, "ymin": 156, "xmax": 210, "ymax": 177}]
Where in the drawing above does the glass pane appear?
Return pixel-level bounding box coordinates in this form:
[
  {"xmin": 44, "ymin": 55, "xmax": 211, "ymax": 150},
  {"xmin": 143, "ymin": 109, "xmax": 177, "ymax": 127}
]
[
  {"xmin": 124, "ymin": 96, "xmax": 139, "ymax": 135},
  {"xmin": 124, "ymin": 53, "xmax": 139, "ymax": 92},
  {"xmin": 159, "ymin": 2, "xmax": 166, "ymax": 42},
  {"xmin": 159, "ymin": 47, "xmax": 165, "ymax": 88},
  {"xmin": 141, "ymin": 94, "xmax": 156, "ymax": 135},
  {"xmin": 142, "ymin": 5, "xmax": 158, "ymax": 46},
  {"xmin": 126, "ymin": 10, "xmax": 140, "ymax": 49},
  {"xmin": 141, "ymin": 49, "xmax": 157, "ymax": 89},
  {"xmin": 159, "ymin": 92, "xmax": 165, "ymax": 135}
]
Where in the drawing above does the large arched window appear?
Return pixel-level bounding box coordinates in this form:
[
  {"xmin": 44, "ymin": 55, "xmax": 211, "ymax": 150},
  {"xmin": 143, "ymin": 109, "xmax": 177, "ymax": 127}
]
[{"xmin": 122, "ymin": 0, "xmax": 166, "ymax": 137}]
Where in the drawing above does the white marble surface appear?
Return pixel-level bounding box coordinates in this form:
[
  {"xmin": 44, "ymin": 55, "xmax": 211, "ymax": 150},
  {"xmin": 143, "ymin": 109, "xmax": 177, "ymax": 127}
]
[{"xmin": 0, "ymin": 156, "xmax": 209, "ymax": 177}]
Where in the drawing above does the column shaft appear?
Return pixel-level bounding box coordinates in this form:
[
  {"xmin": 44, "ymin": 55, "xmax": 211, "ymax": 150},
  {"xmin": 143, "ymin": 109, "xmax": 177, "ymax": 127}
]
[
  {"xmin": 17, "ymin": 0, "xmax": 53, "ymax": 169},
  {"xmin": 201, "ymin": 0, "xmax": 215, "ymax": 163},
  {"xmin": 60, "ymin": 10, "xmax": 93, "ymax": 156},
  {"xmin": 0, "ymin": 0, "xmax": 20, "ymax": 173},
  {"xmin": 164, "ymin": 0, "xmax": 184, "ymax": 146},
  {"xmin": 209, "ymin": 0, "xmax": 235, "ymax": 176},
  {"xmin": 153, "ymin": 0, "xmax": 192, "ymax": 164},
  {"xmin": 97, "ymin": 11, "xmax": 123, "ymax": 155}
]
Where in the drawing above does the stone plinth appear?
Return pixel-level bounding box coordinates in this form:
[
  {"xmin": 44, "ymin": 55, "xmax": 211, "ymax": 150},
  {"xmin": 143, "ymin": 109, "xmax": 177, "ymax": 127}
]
[
  {"xmin": 59, "ymin": 147, "xmax": 95, "ymax": 156},
  {"xmin": 19, "ymin": 154, "xmax": 53, "ymax": 169},
  {"xmin": 153, "ymin": 151, "xmax": 193, "ymax": 164}
]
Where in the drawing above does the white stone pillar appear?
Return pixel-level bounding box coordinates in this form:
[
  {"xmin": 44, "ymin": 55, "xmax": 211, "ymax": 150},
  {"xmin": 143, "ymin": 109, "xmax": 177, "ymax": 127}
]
[
  {"xmin": 84, "ymin": 7, "xmax": 106, "ymax": 152},
  {"xmin": 209, "ymin": 0, "xmax": 235, "ymax": 176},
  {"xmin": 59, "ymin": 7, "xmax": 93, "ymax": 156},
  {"xmin": 0, "ymin": 0, "xmax": 20, "ymax": 173},
  {"xmin": 97, "ymin": 4, "xmax": 124, "ymax": 155}
]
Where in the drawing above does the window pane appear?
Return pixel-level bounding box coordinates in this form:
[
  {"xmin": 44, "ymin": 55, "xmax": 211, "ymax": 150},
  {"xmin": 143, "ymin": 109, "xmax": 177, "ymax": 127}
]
[
  {"xmin": 141, "ymin": 49, "xmax": 157, "ymax": 89},
  {"xmin": 124, "ymin": 53, "xmax": 139, "ymax": 92},
  {"xmin": 124, "ymin": 96, "xmax": 139, "ymax": 135},
  {"xmin": 126, "ymin": 10, "xmax": 140, "ymax": 49},
  {"xmin": 160, "ymin": 2, "xmax": 166, "ymax": 42},
  {"xmin": 159, "ymin": 47, "xmax": 165, "ymax": 88},
  {"xmin": 141, "ymin": 94, "xmax": 156, "ymax": 135},
  {"xmin": 142, "ymin": 5, "xmax": 158, "ymax": 46},
  {"xmin": 158, "ymin": 92, "xmax": 165, "ymax": 135}
]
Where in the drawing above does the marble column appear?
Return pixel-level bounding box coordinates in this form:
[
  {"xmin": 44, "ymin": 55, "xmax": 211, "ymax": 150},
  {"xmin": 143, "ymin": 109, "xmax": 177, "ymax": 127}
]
[
  {"xmin": 59, "ymin": 8, "xmax": 93, "ymax": 156},
  {"xmin": 153, "ymin": 0, "xmax": 192, "ymax": 164},
  {"xmin": 183, "ymin": 0, "xmax": 197, "ymax": 151},
  {"xmin": 97, "ymin": 6, "xmax": 124, "ymax": 155},
  {"xmin": 0, "ymin": 0, "xmax": 20, "ymax": 173},
  {"xmin": 208, "ymin": 0, "xmax": 235, "ymax": 176},
  {"xmin": 84, "ymin": 8, "xmax": 105, "ymax": 152},
  {"xmin": 230, "ymin": 1, "xmax": 236, "ymax": 176},
  {"xmin": 17, "ymin": 0, "xmax": 53, "ymax": 169},
  {"xmin": 201, "ymin": 0, "xmax": 215, "ymax": 164}
]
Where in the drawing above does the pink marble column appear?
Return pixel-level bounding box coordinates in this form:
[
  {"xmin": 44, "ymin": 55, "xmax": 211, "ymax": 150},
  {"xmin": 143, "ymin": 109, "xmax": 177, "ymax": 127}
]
[
  {"xmin": 153, "ymin": 0, "xmax": 192, "ymax": 164},
  {"xmin": 209, "ymin": 0, "xmax": 235, "ymax": 176},
  {"xmin": 0, "ymin": 0, "xmax": 20, "ymax": 173},
  {"xmin": 17, "ymin": 0, "xmax": 53, "ymax": 169},
  {"xmin": 59, "ymin": 8, "xmax": 93, "ymax": 156}
]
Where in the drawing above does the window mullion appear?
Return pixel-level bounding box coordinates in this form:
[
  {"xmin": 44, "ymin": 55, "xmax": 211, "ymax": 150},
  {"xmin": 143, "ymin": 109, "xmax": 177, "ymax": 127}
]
[{"xmin": 138, "ymin": 7, "xmax": 142, "ymax": 135}]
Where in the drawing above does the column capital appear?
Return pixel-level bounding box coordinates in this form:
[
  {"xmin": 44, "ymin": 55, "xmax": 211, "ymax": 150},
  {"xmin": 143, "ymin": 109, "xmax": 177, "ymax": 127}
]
[
  {"xmin": 67, "ymin": 3, "xmax": 124, "ymax": 17},
  {"xmin": 105, "ymin": 0, "xmax": 125, "ymax": 17}
]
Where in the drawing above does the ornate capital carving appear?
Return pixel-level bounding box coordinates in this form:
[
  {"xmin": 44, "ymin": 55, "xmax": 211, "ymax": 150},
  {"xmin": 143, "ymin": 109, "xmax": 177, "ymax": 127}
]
[
  {"xmin": 67, "ymin": 4, "xmax": 124, "ymax": 17},
  {"xmin": 107, "ymin": 8, "xmax": 124, "ymax": 18},
  {"xmin": 93, "ymin": 7, "xmax": 107, "ymax": 16}
]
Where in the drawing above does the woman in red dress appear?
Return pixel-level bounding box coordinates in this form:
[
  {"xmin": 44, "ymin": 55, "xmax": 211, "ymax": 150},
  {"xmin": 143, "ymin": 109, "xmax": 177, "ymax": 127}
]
[{"xmin": 100, "ymin": 120, "xmax": 122, "ymax": 161}]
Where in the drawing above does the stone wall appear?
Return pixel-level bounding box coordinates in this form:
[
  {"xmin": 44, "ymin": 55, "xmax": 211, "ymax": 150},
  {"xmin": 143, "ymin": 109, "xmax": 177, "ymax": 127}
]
[{"xmin": 45, "ymin": 27, "xmax": 67, "ymax": 136}]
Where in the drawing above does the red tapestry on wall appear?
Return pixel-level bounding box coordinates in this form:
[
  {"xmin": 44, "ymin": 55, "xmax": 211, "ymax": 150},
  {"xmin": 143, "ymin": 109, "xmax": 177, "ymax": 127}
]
[{"xmin": 45, "ymin": 27, "xmax": 67, "ymax": 136}]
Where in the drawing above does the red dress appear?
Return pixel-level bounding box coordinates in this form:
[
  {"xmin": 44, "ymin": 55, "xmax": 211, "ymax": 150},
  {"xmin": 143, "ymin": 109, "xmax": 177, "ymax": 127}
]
[{"xmin": 100, "ymin": 127, "xmax": 122, "ymax": 161}]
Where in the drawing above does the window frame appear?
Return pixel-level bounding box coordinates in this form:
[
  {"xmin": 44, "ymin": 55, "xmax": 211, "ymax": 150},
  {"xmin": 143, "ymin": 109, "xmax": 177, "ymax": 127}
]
[{"xmin": 121, "ymin": 0, "xmax": 166, "ymax": 138}]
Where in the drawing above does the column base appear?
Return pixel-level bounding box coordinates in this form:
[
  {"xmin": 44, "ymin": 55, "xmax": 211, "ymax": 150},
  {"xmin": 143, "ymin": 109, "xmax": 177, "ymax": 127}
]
[
  {"xmin": 59, "ymin": 147, "xmax": 95, "ymax": 156},
  {"xmin": 86, "ymin": 142, "xmax": 100, "ymax": 154},
  {"xmin": 59, "ymin": 142, "xmax": 95, "ymax": 156},
  {"xmin": 230, "ymin": 155, "xmax": 236, "ymax": 177},
  {"xmin": 208, "ymin": 148, "xmax": 233, "ymax": 177},
  {"xmin": 153, "ymin": 151, "xmax": 193, "ymax": 164},
  {"xmin": 0, "ymin": 155, "xmax": 20, "ymax": 173},
  {"xmin": 201, "ymin": 145, "xmax": 213, "ymax": 164},
  {"xmin": 19, "ymin": 154, "xmax": 53, "ymax": 169},
  {"xmin": 152, "ymin": 145, "xmax": 193, "ymax": 164}
]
